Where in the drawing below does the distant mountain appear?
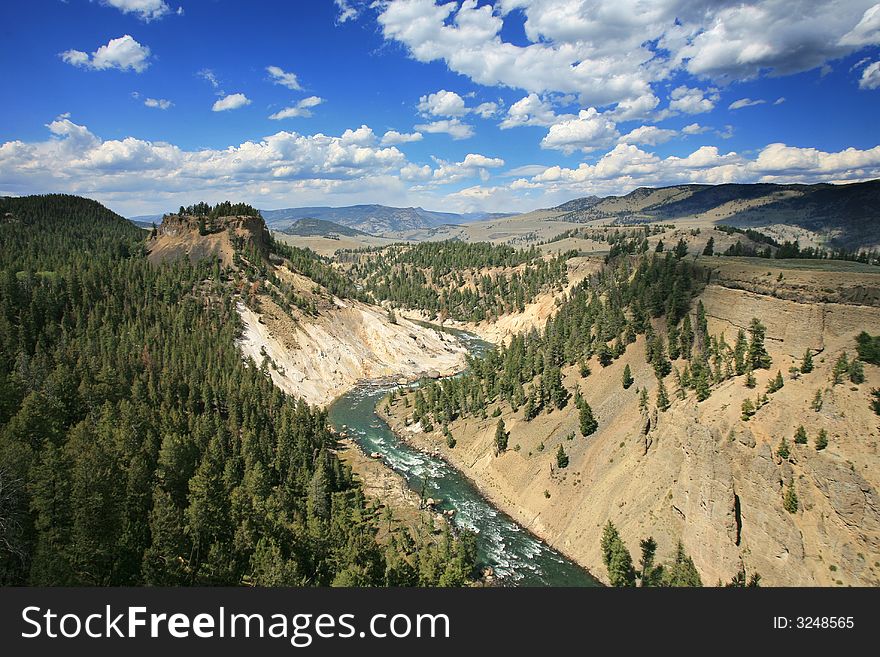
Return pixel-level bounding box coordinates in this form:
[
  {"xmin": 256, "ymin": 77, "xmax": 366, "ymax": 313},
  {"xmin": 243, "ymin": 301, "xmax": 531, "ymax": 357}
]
[
  {"xmin": 549, "ymin": 180, "xmax": 880, "ymax": 250},
  {"xmin": 261, "ymin": 204, "xmax": 513, "ymax": 235},
  {"xmin": 281, "ymin": 217, "xmax": 371, "ymax": 238},
  {"xmin": 128, "ymin": 214, "xmax": 163, "ymax": 228}
]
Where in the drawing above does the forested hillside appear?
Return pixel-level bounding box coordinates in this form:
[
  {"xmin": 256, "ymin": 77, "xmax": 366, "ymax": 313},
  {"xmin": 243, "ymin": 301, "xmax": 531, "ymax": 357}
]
[
  {"xmin": 0, "ymin": 195, "xmax": 476, "ymax": 586},
  {"xmin": 344, "ymin": 241, "xmax": 573, "ymax": 322}
]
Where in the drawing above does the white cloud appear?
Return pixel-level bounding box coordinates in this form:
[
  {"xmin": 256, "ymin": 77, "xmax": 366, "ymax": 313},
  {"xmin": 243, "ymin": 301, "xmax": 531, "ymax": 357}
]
[
  {"xmin": 609, "ymin": 93, "xmax": 660, "ymax": 121},
  {"xmin": 268, "ymin": 96, "xmax": 324, "ymax": 119},
  {"xmin": 474, "ymin": 101, "xmax": 499, "ymax": 118},
  {"xmin": 101, "ymin": 0, "xmax": 172, "ymax": 22},
  {"xmin": 499, "ymin": 93, "xmax": 568, "ymax": 128},
  {"xmin": 428, "ymin": 153, "xmax": 505, "ymax": 185},
  {"xmin": 618, "ymin": 125, "xmax": 677, "ymax": 146},
  {"xmin": 859, "ymin": 60, "xmax": 880, "ymax": 89},
  {"xmin": 0, "ymin": 116, "xmax": 408, "ymax": 208},
  {"xmin": 334, "ymin": 0, "xmax": 361, "ymax": 23},
  {"xmin": 380, "ymin": 130, "xmax": 423, "ymax": 145},
  {"xmin": 669, "ymin": 86, "xmax": 717, "ymax": 115},
  {"xmin": 774, "ymin": 97, "xmax": 786, "ymax": 105},
  {"xmin": 60, "ymin": 35, "xmax": 151, "ymax": 73},
  {"xmin": 413, "ymin": 118, "xmax": 474, "ymax": 140},
  {"xmin": 266, "ymin": 65, "xmax": 302, "ymax": 91},
  {"xmin": 678, "ymin": 1, "xmax": 880, "ymax": 79},
  {"xmin": 728, "ymin": 97, "xmax": 766, "ymax": 110},
  {"xmin": 681, "ymin": 123, "xmax": 710, "ymax": 135},
  {"xmin": 839, "ymin": 3, "xmax": 880, "ymax": 46},
  {"xmin": 375, "ymin": 0, "xmax": 880, "ymax": 112},
  {"xmin": 540, "ymin": 108, "xmax": 618, "ymax": 154},
  {"xmin": 212, "ymin": 93, "xmax": 251, "ymax": 112},
  {"xmin": 417, "ymin": 89, "xmax": 468, "ymax": 117},
  {"xmin": 198, "ymin": 68, "xmax": 220, "ymax": 89},
  {"xmin": 377, "ymin": 0, "xmax": 880, "ymax": 113},
  {"xmin": 144, "ymin": 97, "xmax": 172, "ymax": 110}
]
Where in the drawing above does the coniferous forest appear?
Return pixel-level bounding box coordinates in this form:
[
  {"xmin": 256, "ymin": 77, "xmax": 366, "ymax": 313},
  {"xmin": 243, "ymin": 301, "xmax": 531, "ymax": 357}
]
[
  {"xmin": 0, "ymin": 195, "xmax": 476, "ymax": 586},
  {"xmin": 343, "ymin": 241, "xmax": 574, "ymax": 322}
]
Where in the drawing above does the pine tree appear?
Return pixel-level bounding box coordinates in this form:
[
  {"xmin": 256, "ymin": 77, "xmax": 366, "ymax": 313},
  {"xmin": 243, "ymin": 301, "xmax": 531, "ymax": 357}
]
[
  {"xmin": 733, "ymin": 329, "xmax": 748, "ymax": 375},
  {"xmin": 638, "ymin": 386, "xmax": 648, "ymax": 411},
  {"xmin": 777, "ymin": 437, "xmax": 790, "ymax": 460},
  {"xmin": 745, "ymin": 364, "xmax": 756, "ymax": 388},
  {"xmin": 783, "ymin": 480, "xmax": 798, "ymax": 513},
  {"xmin": 622, "ymin": 364, "xmax": 634, "ymax": 389},
  {"xmin": 741, "ymin": 398, "xmax": 755, "ymax": 421},
  {"xmin": 656, "ymin": 378, "xmax": 670, "ymax": 412},
  {"xmin": 849, "ymin": 359, "xmax": 865, "ymax": 384},
  {"xmin": 555, "ymin": 444, "xmax": 569, "ymax": 469},
  {"xmin": 600, "ymin": 521, "xmax": 636, "ymax": 587},
  {"xmin": 800, "ymin": 349, "xmax": 814, "ymax": 374},
  {"xmin": 747, "ymin": 318, "xmax": 772, "ymax": 370},
  {"xmin": 674, "ymin": 238, "xmax": 689, "ymax": 260},
  {"xmin": 815, "ymin": 429, "xmax": 828, "ymax": 451},
  {"xmin": 494, "ymin": 419, "xmax": 509, "ymax": 454},
  {"xmin": 702, "ymin": 236, "xmax": 715, "ymax": 256},
  {"xmin": 811, "ymin": 389, "xmax": 823, "ymax": 411},
  {"xmin": 794, "ymin": 425, "xmax": 807, "ymax": 445},
  {"xmin": 832, "ymin": 352, "xmax": 849, "ymax": 385},
  {"xmin": 638, "ymin": 537, "xmax": 662, "ymax": 587},
  {"xmin": 766, "ymin": 370, "xmax": 784, "ymax": 393},
  {"xmin": 579, "ymin": 401, "xmax": 598, "ymax": 437},
  {"xmin": 661, "ymin": 541, "xmax": 702, "ymax": 587}
]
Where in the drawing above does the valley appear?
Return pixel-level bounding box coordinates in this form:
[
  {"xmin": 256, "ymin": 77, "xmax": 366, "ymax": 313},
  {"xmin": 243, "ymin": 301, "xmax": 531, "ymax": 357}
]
[{"xmin": 2, "ymin": 181, "xmax": 879, "ymax": 588}]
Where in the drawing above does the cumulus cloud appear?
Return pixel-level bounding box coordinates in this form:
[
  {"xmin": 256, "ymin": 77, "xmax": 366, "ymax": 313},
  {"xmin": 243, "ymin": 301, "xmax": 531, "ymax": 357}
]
[
  {"xmin": 417, "ymin": 89, "xmax": 468, "ymax": 117},
  {"xmin": 380, "ymin": 130, "xmax": 423, "ymax": 145},
  {"xmin": 540, "ymin": 108, "xmax": 619, "ymax": 154},
  {"xmin": 428, "ymin": 153, "xmax": 505, "ymax": 185},
  {"xmin": 101, "ymin": 0, "xmax": 172, "ymax": 22},
  {"xmin": 212, "ymin": 93, "xmax": 251, "ymax": 112},
  {"xmin": 0, "ymin": 116, "xmax": 409, "ymax": 205},
  {"xmin": 474, "ymin": 101, "xmax": 500, "ymax": 118},
  {"xmin": 60, "ymin": 35, "xmax": 151, "ymax": 73},
  {"xmin": 728, "ymin": 97, "xmax": 766, "ymax": 110},
  {"xmin": 668, "ymin": 86, "xmax": 717, "ymax": 115},
  {"xmin": 859, "ymin": 60, "xmax": 880, "ymax": 89},
  {"xmin": 377, "ymin": 0, "xmax": 880, "ymax": 112},
  {"xmin": 681, "ymin": 123, "xmax": 710, "ymax": 135},
  {"xmin": 144, "ymin": 97, "xmax": 172, "ymax": 110},
  {"xmin": 266, "ymin": 65, "xmax": 302, "ymax": 90},
  {"xmin": 414, "ymin": 118, "xmax": 474, "ymax": 140},
  {"xmin": 515, "ymin": 140, "xmax": 880, "ymax": 199},
  {"xmin": 268, "ymin": 96, "xmax": 323, "ymax": 120},
  {"xmin": 618, "ymin": 125, "xmax": 677, "ymax": 146},
  {"xmin": 499, "ymin": 93, "xmax": 569, "ymax": 128}
]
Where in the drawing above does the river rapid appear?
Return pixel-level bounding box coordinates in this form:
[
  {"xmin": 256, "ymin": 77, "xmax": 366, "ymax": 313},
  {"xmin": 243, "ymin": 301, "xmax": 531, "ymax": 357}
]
[{"xmin": 327, "ymin": 326, "xmax": 598, "ymax": 587}]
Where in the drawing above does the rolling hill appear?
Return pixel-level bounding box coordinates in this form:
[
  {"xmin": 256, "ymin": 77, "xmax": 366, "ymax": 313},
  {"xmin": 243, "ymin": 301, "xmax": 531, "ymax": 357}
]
[{"xmin": 549, "ymin": 180, "xmax": 880, "ymax": 250}]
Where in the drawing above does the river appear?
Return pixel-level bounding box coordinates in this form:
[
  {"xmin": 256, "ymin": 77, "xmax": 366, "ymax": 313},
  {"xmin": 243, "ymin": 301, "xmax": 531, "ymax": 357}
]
[{"xmin": 327, "ymin": 326, "xmax": 599, "ymax": 587}]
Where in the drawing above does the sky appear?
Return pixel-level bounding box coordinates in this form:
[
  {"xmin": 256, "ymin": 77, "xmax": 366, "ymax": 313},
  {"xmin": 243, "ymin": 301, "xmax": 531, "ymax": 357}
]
[{"xmin": 0, "ymin": 0, "xmax": 878, "ymax": 217}]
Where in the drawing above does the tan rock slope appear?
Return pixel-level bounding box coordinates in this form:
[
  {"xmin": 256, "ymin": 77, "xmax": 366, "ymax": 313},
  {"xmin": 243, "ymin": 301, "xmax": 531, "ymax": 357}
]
[
  {"xmin": 384, "ymin": 265, "xmax": 880, "ymax": 586},
  {"xmin": 237, "ymin": 297, "xmax": 466, "ymax": 407},
  {"xmin": 147, "ymin": 213, "xmax": 270, "ymax": 266}
]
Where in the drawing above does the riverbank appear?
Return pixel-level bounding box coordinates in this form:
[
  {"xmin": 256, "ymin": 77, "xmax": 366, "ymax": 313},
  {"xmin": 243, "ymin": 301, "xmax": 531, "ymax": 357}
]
[
  {"xmin": 376, "ymin": 401, "xmax": 605, "ymax": 585},
  {"xmin": 334, "ymin": 436, "xmax": 452, "ymax": 544}
]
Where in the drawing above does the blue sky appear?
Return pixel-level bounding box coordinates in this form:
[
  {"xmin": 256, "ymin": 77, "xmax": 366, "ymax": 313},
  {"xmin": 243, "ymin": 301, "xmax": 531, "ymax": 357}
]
[{"xmin": 0, "ymin": 0, "xmax": 878, "ymax": 216}]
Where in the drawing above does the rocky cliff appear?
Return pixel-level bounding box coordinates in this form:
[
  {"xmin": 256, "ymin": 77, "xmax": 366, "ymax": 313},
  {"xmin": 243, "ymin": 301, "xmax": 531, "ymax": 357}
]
[
  {"xmin": 384, "ymin": 279, "xmax": 880, "ymax": 586},
  {"xmin": 147, "ymin": 213, "xmax": 270, "ymax": 266}
]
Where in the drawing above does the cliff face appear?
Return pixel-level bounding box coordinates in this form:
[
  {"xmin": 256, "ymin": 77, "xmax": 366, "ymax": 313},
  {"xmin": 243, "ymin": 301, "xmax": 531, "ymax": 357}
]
[
  {"xmin": 147, "ymin": 213, "xmax": 270, "ymax": 266},
  {"xmin": 383, "ymin": 282, "xmax": 880, "ymax": 586},
  {"xmin": 237, "ymin": 297, "xmax": 467, "ymax": 407}
]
